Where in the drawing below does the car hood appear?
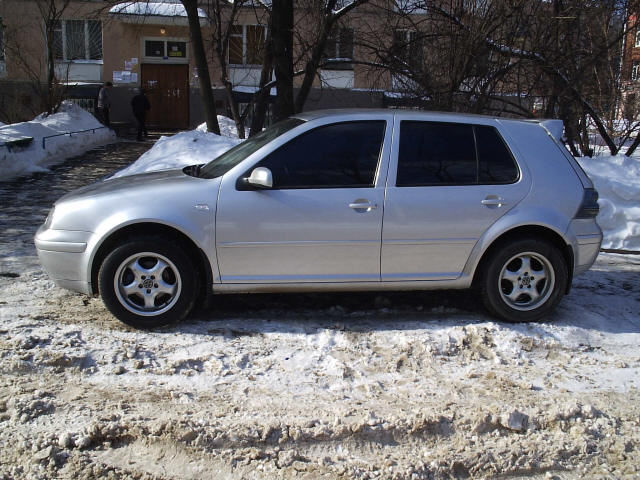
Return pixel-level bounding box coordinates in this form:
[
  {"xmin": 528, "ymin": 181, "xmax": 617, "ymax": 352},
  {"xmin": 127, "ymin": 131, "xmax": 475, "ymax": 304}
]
[{"xmin": 57, "ymin": 169, "xmax": 199, "ymax": 203}]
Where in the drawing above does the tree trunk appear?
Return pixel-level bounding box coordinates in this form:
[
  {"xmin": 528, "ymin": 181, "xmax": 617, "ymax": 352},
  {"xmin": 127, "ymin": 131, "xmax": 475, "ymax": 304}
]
[
  {"xmin": 271, "ymin": 0, "xmax": 294, "ymax": 121},
  {"xmin": 294, "ymin": 15, "xmax": 333, "ymax": 114},
  {"xmin": 182, "ymin": 0, "xmax": 220, "ymax": 134},
  {"xmin": 626, "ymin": 132, "xmax": 640, "ymax": 156},
  {"xmin": 250, "ymin": 25, "xmax": 274, "ymax": 136}
]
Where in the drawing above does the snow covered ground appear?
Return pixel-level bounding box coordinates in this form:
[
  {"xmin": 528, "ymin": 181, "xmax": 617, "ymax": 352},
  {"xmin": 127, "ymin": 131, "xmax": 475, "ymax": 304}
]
[
  {"xmin": 0, "ymin": 114, "xmax": 639, "ymax": 478},
  {"xmin": 0, "ymin": 102, "xmax": 116, "ymax": 181}
]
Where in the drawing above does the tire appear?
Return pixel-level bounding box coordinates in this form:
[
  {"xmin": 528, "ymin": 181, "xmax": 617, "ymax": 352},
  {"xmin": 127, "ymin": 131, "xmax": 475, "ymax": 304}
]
[
  {"xmin": 98, "ymin": 237, "xmax": 199, "ymax": 329},
  {"xmin": 481, "ymin": 239, "xmax": 568, "ymax": 323}
]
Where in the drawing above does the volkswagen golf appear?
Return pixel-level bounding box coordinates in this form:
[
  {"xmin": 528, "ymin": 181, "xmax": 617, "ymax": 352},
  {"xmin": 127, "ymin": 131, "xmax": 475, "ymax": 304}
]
[{"xmin": 35, "ymin": 110, "xmax": 602, "ymax": 328}]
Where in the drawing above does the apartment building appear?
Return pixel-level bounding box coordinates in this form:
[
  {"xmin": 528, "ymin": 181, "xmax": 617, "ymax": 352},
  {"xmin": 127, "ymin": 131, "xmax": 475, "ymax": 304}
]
[{"xmin": 0, "ymin": 0, "xmax": 416, "ymax": 128}]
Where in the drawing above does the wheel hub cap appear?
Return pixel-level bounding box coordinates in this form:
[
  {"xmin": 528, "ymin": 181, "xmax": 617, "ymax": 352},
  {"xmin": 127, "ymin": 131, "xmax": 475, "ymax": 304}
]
[
  {"xmin": 499, "ymin": 251, "xmax": 555, "ymax": 312},
  {"xmin": 114, "ymin": 252, "xmax": 182, "ymax": 317}
]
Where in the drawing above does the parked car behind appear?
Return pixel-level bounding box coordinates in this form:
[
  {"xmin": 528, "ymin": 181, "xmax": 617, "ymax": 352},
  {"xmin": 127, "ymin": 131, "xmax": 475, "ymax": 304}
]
[{"xmin": 35, "ymin": 110, "xmax": 602, "ymax": 328}]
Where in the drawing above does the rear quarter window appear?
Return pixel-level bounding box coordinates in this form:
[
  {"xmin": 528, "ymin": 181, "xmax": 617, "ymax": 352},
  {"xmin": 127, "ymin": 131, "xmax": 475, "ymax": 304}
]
[{"xmin": 476, "ymin": 125, "xmax": 519, "ymax": 184}]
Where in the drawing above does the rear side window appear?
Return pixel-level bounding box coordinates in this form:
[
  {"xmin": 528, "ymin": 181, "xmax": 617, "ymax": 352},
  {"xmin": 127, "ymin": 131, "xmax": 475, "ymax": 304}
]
[
  {"xmin": 397, "ymin": 121, "xmax": 518, "ymax": 186},
  {"xmin": 396, "ymin": 122, "xmax": 476, "ymax": 186},
  {"xmin": 256, "ymin": 121, "xmax": 385, "ymax": 189}
]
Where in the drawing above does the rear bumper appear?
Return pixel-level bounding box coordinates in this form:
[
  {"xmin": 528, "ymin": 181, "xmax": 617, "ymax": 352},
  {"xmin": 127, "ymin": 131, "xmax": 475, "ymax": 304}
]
[{"xmin": 568, "ymin": 217, "xmax": 603, "ymax": 276}]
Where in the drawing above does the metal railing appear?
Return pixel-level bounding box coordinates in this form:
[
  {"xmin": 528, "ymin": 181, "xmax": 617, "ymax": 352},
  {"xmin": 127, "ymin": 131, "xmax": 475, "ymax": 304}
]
[{"xmin": 41, "ymin": 127, "xmax": 108, "ymax": 149}]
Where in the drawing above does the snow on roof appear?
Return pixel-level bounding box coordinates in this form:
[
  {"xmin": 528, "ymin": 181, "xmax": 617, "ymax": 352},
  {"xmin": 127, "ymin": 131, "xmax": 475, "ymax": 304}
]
[{"xmin": 110, "ymin": 2, "xmax": 206, "ymax": 18}]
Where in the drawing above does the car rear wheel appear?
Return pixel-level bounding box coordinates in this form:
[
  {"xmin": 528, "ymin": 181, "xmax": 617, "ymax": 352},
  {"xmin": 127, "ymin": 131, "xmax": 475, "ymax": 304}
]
[
  {"xmin": 98, "ymin": 237, "xmax": 199, "ymax": 329},
  {"xmin": 482, "ymin": 239, "xmax": 568, "ymax": 322}
]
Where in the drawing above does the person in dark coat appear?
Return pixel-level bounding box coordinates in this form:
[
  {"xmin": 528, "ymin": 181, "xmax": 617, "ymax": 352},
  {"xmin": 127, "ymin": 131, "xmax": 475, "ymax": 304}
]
[
  {"xmin": 131, "ymin": 88, "xmax": 151, "ymax": 141},
  {"xmin": 97, "ymin": 81, "xmax": 113, "ymax": 127}
]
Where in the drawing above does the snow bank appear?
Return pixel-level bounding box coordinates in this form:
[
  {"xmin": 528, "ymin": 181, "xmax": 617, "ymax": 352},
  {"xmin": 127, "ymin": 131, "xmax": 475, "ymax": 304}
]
[
  {"xmin": 577, "ymin": 155, "xmax": 640, "ymax": 250},
  {"xmin": 0, "ymin": 101, "xmax": 115, "ymax": 181},
  {"xmin": 196, "ymin": 115, "xmax": 248, "ymax": 138},
  {"xmin": 110, "ymin": 116, "xmax": 241, "ymax": 179}
]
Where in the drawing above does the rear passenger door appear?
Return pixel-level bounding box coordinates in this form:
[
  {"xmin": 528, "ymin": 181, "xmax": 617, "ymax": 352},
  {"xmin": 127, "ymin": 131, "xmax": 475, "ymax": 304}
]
[{"xmin": 381, "ymin": 118, "xmax": 531, "ymax": 281}]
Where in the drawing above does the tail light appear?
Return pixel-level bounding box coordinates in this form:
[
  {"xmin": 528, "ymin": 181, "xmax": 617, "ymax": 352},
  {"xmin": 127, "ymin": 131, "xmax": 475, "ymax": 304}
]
[{"xmin": 575, "ymin": 188, "xmax": 599, "ymax": 219}]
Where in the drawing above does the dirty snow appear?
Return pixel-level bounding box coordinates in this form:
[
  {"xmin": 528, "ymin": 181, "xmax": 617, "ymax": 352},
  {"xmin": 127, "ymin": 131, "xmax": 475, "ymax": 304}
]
[
  {"xmin": 1, "ymin": 114, "xmax": 639, "ymax": 479},
  {"xmin": 0, "ymin": 101, "xmax": 115, "ymax": 181},
  {"xmin": 1, "ymin": 250, "xmax": 639, "ymax": 479}
]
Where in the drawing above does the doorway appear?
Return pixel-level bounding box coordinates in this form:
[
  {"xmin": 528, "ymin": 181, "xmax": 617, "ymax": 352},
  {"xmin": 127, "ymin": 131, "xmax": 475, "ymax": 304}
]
[{"xmin": 141, "ymin": 64, "xmax": 189, "ymax": 129}]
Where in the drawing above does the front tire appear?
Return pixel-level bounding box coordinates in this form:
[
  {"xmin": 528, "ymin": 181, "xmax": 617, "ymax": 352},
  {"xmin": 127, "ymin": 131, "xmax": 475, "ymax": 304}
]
[
  {"xmin": 482, "ymin": 239, "xmax": 568, "ymax": 323},
  {"xmin": 98, "ymin": 237, "xmax": 199, "ymax": 329}
]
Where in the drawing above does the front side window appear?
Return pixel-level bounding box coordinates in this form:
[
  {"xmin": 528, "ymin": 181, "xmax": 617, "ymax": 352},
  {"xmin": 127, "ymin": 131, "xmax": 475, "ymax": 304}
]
[
  {"xmin": 256, "ymin": 121, "xmax": 386, "ymax": 189},
  {"xmin": 635, "ymin": 30, "xmax": 640, "ymax": 47},
  {"xmin": 200, "ymin": 118, "xmax": 305, "ymax": 179},
  {"xmin": 633, "ymin": 61, "xmax": 640, "ymax": 81},
  {"xmin": 228, "ymin": 25, "xmax": 266, "ymax": 66},
  {"xmin": 396, "ymin": 121, "xmax": 518, "ymax": 186},
  {"xmin": 53, "ymin": 19, "xmax": 102, "ymax": 61}
]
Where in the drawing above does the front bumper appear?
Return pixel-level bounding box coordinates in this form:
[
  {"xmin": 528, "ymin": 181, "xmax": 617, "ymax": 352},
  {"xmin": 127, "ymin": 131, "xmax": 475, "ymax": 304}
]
[{"xmin": 35, "ymin": 225, "xmax": 94, "ymax": 295}]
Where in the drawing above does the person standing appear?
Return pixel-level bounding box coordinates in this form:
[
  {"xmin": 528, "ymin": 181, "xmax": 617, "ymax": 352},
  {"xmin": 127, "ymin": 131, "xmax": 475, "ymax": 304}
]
[
  {"xmin": 97, "ymin": 81, "xmax": 113, "ymax": 127},
  {"xmin": 131, "ymin": 88, "xmax": 151, "ymax": 141}
]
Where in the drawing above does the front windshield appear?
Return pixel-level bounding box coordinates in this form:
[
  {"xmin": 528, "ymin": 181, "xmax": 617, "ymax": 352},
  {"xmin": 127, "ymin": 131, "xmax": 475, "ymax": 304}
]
[{"xmin": 199, "ymin": 118, "xmax": 305, "ymax": 179}]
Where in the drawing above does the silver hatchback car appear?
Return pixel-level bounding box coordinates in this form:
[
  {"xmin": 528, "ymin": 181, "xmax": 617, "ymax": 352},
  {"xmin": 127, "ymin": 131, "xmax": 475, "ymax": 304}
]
[{"xmin": 35, "ymin": 110, "xmax": 602, "ymax": 328}]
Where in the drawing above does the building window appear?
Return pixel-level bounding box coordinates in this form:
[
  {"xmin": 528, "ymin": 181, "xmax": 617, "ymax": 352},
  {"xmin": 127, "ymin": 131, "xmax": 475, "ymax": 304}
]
[
  {"xmin": 143, "ymin": 39, "xmax": 187, "ymax": 60},
  {"xmin": 145, "ymin": 40, "xmax": 165, "ymax": 57},
  {"xmin": 229, "ymin": 25, "xmax": 265, "ymax": 66},
  {"xmin": 633, "ymin": 61, "xmax": 639, "ymax": 81},
  {"xmin": 53, "ymin": 19, "xmax": 102, "ymax": 61},
  {"xmin": 635, "ymin": 30, "xmax": 640, "ymax": 48},
  {"xmin": 323, "ymin": 27, "xmax": 354, "ymax": 69},
  {"xmin": 392, "ymin": 29, "xmax": 423, "ymax": 72}
]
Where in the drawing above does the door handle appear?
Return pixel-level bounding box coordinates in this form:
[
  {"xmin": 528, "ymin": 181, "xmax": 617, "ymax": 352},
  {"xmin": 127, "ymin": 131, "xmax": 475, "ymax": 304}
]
[
  {"xmin": 481, "ymin": 196, "xmax": 507, "ymax": 208},
  {"xmin": 349, "ymin": 200, "xmax": 378, "ymax": 211}
]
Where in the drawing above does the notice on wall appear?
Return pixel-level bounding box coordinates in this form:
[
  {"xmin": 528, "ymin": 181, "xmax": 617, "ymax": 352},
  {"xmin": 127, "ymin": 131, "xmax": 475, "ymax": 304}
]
[
  {"xmin": 124, "ymin": 60, "xmax": 134, "ymax": 71},
  {"xmin": 131, "ymin": 58, "xmax": 139, "ymax": 65},
  {"xmin": 131, "ymin": 73, "xmax": 138, "ymax": 83},
  {"xmin": 113, "ymin": 71, "xmax": 132, "ymax": 84}
]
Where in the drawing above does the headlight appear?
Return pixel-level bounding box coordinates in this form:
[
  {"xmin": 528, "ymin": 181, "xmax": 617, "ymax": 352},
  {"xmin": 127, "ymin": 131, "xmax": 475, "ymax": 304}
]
[{"xmin": 43, "ymin": 207, "xmax": 55, "ymax": 229}]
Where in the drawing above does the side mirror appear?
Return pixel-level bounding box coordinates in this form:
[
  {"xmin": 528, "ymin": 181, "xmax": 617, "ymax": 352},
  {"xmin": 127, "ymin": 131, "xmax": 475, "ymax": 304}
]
[{"xmin": 246, "ymin": 167, "xmax": 273, "ymax": 189}]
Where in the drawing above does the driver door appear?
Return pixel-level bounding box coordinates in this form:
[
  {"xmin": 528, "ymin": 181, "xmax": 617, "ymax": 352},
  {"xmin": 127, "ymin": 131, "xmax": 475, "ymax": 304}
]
[{"xmin": 215, "ymin": 119, "xmax": 390, "ymax": 284}]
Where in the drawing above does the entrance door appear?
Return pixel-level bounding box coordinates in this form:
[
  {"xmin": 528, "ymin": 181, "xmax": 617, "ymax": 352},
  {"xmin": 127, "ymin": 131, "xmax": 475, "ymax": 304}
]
[{"xmin": 141, "ymin": 64, "xmax": 189, "ymax": 129}]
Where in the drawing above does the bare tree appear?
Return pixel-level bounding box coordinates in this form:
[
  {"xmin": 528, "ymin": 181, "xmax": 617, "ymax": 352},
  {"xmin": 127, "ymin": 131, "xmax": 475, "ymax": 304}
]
[
  {"xmin": 360, "ymin": 0, "xmax": 632, "ymax": 156},
  {"xmin": 181, "ymin": 0, "xmax": 221, "ymax": 134}
]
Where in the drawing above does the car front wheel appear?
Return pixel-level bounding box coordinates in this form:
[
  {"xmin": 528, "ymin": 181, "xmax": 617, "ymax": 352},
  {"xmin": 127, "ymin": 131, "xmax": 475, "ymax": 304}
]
[
  {"xmin": 482, "ymin": 239, "xmax": 568, "ymax": 322},
  {"xmin": 98, "ymin": 237, "xmax": 199, "ymax": 329}
]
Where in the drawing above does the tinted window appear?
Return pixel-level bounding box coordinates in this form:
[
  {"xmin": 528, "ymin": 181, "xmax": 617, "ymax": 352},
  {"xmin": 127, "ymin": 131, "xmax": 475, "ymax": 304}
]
[
  {"xmin": 476, "ymin": 126, "xmax": 518, "ymax": 183},
  {"xmin": 200, "ymin": 118, "xmax": 304, "ymax": 179},
  {"xmin": 256, "ymin": 121, "xmax": 385, "ymax": 189},
  {"xmin": 397, "ymin": 122, "xmax": 476, "ymax": 186}
]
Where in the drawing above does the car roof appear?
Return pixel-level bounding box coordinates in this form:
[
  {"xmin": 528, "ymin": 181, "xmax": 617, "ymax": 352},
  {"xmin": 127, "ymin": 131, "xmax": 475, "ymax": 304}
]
[{"xmin": 292, "ymin": 108, "xmax": 545, "ymax": 127}]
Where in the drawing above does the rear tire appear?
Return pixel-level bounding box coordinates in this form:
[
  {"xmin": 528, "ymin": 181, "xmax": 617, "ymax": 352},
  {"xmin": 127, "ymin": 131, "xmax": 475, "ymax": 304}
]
[
  {"xmin": 98, "ymin": 237, "xmax": 199, "ymax": 329},
  {"xmin": 482, "ymin": 239, "xmax": 568, "ymax": 323}
]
